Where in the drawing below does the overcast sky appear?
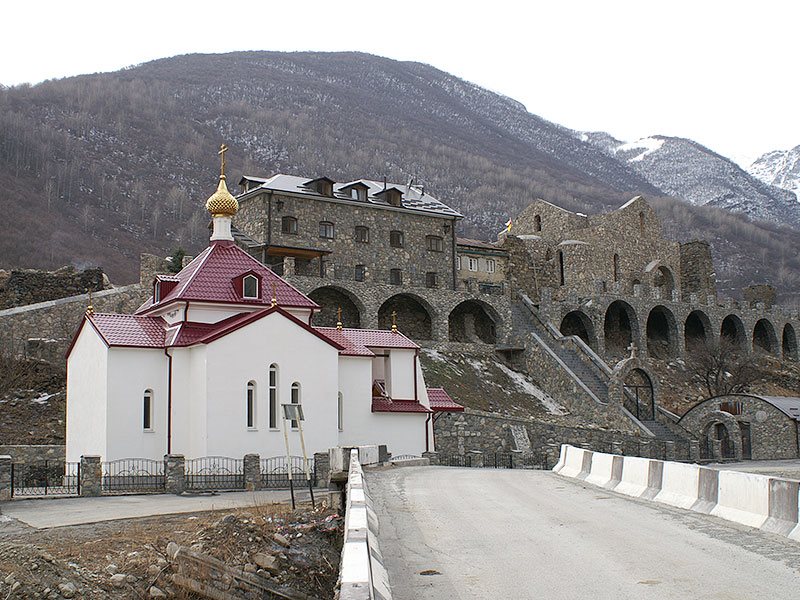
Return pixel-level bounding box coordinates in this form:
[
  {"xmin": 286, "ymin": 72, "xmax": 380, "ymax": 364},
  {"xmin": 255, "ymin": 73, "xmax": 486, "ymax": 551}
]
[{"xmin": 3, "ymin": 1, "xmax": 797, "ymax": 166}]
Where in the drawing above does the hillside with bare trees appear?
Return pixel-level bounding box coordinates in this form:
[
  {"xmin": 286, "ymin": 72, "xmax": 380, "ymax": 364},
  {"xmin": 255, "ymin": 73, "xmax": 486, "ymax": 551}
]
[{"xmin": 1, "ymin": 51, "xmax": 799, "ymax": 301}]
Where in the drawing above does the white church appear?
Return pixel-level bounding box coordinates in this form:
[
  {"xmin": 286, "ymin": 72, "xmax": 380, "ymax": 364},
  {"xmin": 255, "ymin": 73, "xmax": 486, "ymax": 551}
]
[{"xmin": 65, "ymin": 152, "xmax": 462, "ymax": 462}]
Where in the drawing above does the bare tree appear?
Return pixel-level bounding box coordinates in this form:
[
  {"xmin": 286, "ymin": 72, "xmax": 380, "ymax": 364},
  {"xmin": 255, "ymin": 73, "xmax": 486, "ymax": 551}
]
[{"xmin": 688, "ymin": 337, "xmax": 759, "ymax": 398}]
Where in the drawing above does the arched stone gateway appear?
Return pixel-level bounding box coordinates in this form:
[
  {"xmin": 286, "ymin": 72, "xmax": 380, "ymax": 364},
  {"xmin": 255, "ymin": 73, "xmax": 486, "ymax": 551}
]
[
  {"xmin": 753, "ymin": 318, "xmax": 778, "ymax": 355},
  {"xmin": 608, "ymin": 354, "xmax": 658, "ymax": 422},
  {"xmin": 653, "ymin": 266, "xmax": 675, "ymax": 297},
  {"xmin": 560, "ymin": 310, "xmax": 597, "ymax": 350},
  {"xmin": 308, "ymin": 286, "xmax": 364, "ymax": 328},
  {"xmin": 685, "ymin": 310, "xmax": 711, "ymax": 352},
  {"xmin": 783, "ymin": 323, "xmax": 798, "ymax": 360},
  {"xmin": 645, "ymin": 305, "xmax": 678, "ymax": 359},
  {"xmin": 720, "ymin": 314, "xmax": 746, "ymax": 350},
  {"xmin": 448, "ymin": 300, "xmax": 499, "ymax": 344},
  {"xmin": 378, "ymin": 294, "xmax": 434, "ymax": 340},
  {"xmin": 604, "ymin": 300, "xmax": 639, "ymax": 359},
  {"xmin": 698, "ymin": 411, "xmax": 742, "ymax": 460}
]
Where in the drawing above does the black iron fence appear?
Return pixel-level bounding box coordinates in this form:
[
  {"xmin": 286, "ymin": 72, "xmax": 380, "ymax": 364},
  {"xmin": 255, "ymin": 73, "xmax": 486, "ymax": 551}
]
[
  {"xmin": 185, "ymin": 456, "xmax": 245, "ymax": 491},
  {"xmin": 437, "ymin": 451, "xmax": 552, "ymax": 470},
  {"xmin": 102, "ymin": 458, "xmax": 165, "ymax": 494},
  {"xmin": 259, "ymin": 456, "xmax": 315, "ymax": 489},
  {"xmin": 11, "ymin": 461, "xmax": 80, "ymax": 497}
]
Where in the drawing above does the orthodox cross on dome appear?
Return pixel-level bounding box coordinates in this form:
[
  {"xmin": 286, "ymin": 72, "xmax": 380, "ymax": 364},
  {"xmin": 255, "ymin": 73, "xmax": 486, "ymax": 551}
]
[
  {"xmin": 271, "ymin": 281, "xmax": 278, "ymax": 307},
  {"xmin": 336, "ymin": 307, "xmax": 343, "ymax": 330},
  {"xmin": 85, "ymin": 288, "xmax": 94, "ymax": 316},
  {"xmin": 218, "ymin": 143, "xmax": 228, "ymax": 178},
  {"xmin": 391, "ymin": 310, "xmax": 398, "ymax": 333}
]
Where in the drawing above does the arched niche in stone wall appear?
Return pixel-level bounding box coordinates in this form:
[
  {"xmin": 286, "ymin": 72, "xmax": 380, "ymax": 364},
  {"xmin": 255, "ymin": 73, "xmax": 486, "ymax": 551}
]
[
  {"xmin": 645, "ymin": 305, "xmax": 679, "ymax": 359},
  {"xmin": 684, "ymin": 310, "xmax": 712, "ymax": 352},
  {"xmin": 448, "ymin": 299, "xmax": 499, "ymax": 344},
  {"xmin": 783, "ymin": 323, "xmax": 798, "ymax": 361},
  {"xmin": 697, "ymin": 410, "xmax": 742, "ymax": 460},
  {"xmin": 608, "ymin": 354, "xmax": 659, "ymax": 423},
  {"xmin": 603, "ymin": 300, "xmax": 639, "ymax": 360},
  {"xmin": 308, "ymin": 285, "xmax": 364, "ymax": 328},
  {"xmin": 378, "ymin": 293, "xmax": 435, "ymax": 340},
  {"xmin": 720, "ymin": 314, "xmax": 747, "ymax": 351},
  {"xmin": 559, "ymin": 310, "xmax": 597, "ymax": 351},
  {"xmin": 753, "ymin": 318, "xmax": 779, "ymax": 355}
]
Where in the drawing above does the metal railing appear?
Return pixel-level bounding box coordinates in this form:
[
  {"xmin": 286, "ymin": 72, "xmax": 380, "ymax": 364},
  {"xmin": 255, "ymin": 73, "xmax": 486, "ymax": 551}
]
[
  {"xmin": 11, "ymin": 461, "xmax": 80, "ymax": 497},
  {"xmin": 102, "ymin": 458, "xmax": 165, "ymax": 493},
  {"xmin": 185, "ymin": 456, "xmax": 245, "ymax": 491},
  {"xmin": 259, "ymin": 456, "xmax": 315, "ymax": 489}
]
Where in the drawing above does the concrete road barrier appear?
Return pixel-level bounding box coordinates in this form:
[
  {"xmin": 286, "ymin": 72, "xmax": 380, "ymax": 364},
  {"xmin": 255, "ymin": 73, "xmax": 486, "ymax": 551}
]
[
  {"xmin": 711, "ymin": 470, "xmax": 770, "ymax": 529},
  {"xmin": 614, "ymin": 455, "xmax": 652, "ymax": 498},
  {"xmin": 691, "ymin": 467, "xmax": 719, "ymax": 514},
  {"xmin": 552, "ymin": 444, "xmax": 569, "ymax": 474},
  {"xmin": 764, "ymin": 478, "xmax": 800, "ymax": 538},
  {"xmin": 655, "ymin": 462, "xmax": 701, "ymax": 510},
  {"xmin": 585, "ymin": 452, "xmax": 614, "ymax": 488},
  {"xmin": 557, "ymin": 445, "xmax": 588, "ymax": 479}
]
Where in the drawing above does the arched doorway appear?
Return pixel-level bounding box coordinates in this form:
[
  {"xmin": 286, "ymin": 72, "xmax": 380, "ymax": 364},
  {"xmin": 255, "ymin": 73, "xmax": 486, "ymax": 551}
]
[
  {"xmin": 684, "ymin": 310, "xmax": 711, "ymax": 352},
  {"xmin": 378, "ymin": 294, "xmax": 433, "ymax": 340},
  {"xmin": 604, "ymin": 300, "xmax": 639, "ymax": 359},
  {"xmin": 308, "ymin": 286, "xmax": 363, "ymax": 328},
  {"xmin": 720, "ymin": 314, "xmax": 746, "ymax": 351},
  {"xmin": 753, "ymin": 319, "xmax": 778, "ymax": 355},
  {"xmin": 783, "ymin": 324, "xmax": 798, "ymax": 360},
  {"xmin": 645, "ymin": 305, "xmax": 678, "ymax": 359},
  {"xmin": 623, "ymin": 368, "xmax": 654, "ymax": 421},
  {"xmin": 653, "ymin": 266, "xmax": 675, "ymax": 297},
  {"xmin": 560, "ymin": 310, "xmax": 597, "ymax": 350},
  {"xmin": 701, "ymin": 421, "xmax": 736, "ymax": 460},
  {"xmin": 448, "ymin": 300, "xmax": 499, "ymax": 344}
]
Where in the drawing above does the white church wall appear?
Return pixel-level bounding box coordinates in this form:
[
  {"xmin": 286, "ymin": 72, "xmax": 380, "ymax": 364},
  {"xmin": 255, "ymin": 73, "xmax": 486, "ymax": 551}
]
[
  {"xmin": 187, "ymin": 304, "xmax": 256, "ymax": 324},
  {"xmin": 66, "ymin": 325, "xmax": 109, "ymax": 462},
  {"xmin": 105, "ymin": 347, "xmax": 169, "ymax": 461},
  {"xmin": 203, "ymin": 311, "xmax": 340, "ymax": 458},
  {"xmin": 370, "ymin": 413, "xmax": 429, "ymax": 456},
  {"xmin": 388, "ymin": 349, "xmax": 416, "ymax": 399}
]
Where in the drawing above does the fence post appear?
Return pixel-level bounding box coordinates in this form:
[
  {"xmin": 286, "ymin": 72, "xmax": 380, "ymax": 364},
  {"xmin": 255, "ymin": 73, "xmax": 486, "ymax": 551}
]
[
  {"xmin": 0, "ymin": 456, "xmax": 11, "ymax": 501},
  {"xmin": 243, "ymin": 454, "xmax": 261, "ymax": 491},
  {"xmin": 664, "ymin": 441, "xmax": 676, "ymax": 462},
  {"xmin": 611, "ymin": 441, "xmax": 624, "ymax": 456},
  {"xmin": 164, "ymin": 454, "xmax": 185, "ymax": 495},
  {"xmin": 421, "ymin": 451, "xmax": 439, "ymax": 466},
  {"xmin": 639, "ymin": 440, "xmax": 651, "ymax": 459},
  {"xmin": 469, "ymin": 451, "xmax": 484, "ymax": 468},
  {"xmin": 314, "ymin": 452, "xmax": 330, "ymax": 486},
  {"xmin": 79, "ymin": 455, "xmax": 102, "ymax": 497},
  {"xmin": 689, "ymin": 440, "xmax": 701, "ymax": 462},
  {"xmin": 711, "ymin": 440, "xmax": 723, "ymax": 460}
]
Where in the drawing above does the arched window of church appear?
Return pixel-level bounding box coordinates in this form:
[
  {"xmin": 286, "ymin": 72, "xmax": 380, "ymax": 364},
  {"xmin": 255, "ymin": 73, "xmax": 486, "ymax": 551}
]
[
  {"xmin": 243, "ymin": 275, "xmax": 259, "ymax": 299},
  {"xmin": 558, "ymin": 250, "xmax": 565, "ymax": 286},
  {"xmin": 143, "ymin": 390, "xmax": 153, "ymax": 431},
  {"xmin": 246, "ymin": 381, "xmax": 256, "ymax": 429},
  {"xmin": 613, "ymin": 253, "xmax": 620, "ymax": 282},
  {"xmin": 338, "ymin": 392, "xmax": 344, "ymax": 432},
  {"xmin": 269, "ymin": 364, "xmax": 278, "ymax": 429},
  {"xmin": 534, "ymin": 215, "xmax": 542, "ymax": 232},
  {"xmin": 290, "ymin": 382, "xmax": 301, "ymax": 429}
]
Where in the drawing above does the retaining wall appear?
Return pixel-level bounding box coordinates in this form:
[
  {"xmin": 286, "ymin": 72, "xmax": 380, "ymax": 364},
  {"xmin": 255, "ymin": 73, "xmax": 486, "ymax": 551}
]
[
  {"xmin": 554, "ymin": 444, "xmax": 800, "ymax": 541},
  {"xmin": 0, "ymin": 445, "xmax": 65, "ymax": 465}
]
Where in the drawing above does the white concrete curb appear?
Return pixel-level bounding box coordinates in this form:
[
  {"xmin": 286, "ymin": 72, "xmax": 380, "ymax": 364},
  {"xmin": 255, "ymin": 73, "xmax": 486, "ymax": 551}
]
[
  {"xmin": 554, "ymin": 444, "xmax": 800, "ymax": 542},
  {"xmin": 338, "ymin": 449, "xmax": 393, "ymax": 600}
]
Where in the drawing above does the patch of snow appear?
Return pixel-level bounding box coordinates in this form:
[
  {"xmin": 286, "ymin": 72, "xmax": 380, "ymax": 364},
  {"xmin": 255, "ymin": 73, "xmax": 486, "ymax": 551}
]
[
  {"xmin": 465, "ymin": 358, "xmax": 486, "ymax": 373},
  {"xmin": 422, "ymin": 348, "xmax": 448, "ymax": 363},
  {"xmin": 495, "ymin": 363, "xmax": 566, "ymax": 415},
  {"xmin": 0, "ymin": 515, "xmax": 12, "ymax": 523},
  {"xmin": 617, "ymin": 137, "xmax": 664, "ymax": 162},
  {"xmin": 31, "ymin": 392, "xmax": 57, "ymax": 405}
]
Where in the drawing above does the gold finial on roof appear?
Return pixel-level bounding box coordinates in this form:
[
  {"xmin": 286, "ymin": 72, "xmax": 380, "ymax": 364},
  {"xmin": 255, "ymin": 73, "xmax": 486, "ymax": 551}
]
[
  {"xmin": 391, "ymin": 310, "xmax": 398, "ymax": 333},
  {"xmin": 271, "ymin": 281, "xmax": 277, "ymax": 307},
  {"xmin": 86, "ymin": 288, "xmax": 94, "ymax": 316},
  {"xmin": 336, "ymin": 307, "xmax": 343, "ymax": 330},
  {"xmin": 205, "ymin": 143, "xmax": 238, "ymax": 217}
]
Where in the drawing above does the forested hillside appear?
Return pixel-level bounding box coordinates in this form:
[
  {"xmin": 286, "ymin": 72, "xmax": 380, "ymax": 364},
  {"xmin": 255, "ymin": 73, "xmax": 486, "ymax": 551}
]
[{"xmin": 1, "ymin": 51, "xmax": 799, "ymax": 301}]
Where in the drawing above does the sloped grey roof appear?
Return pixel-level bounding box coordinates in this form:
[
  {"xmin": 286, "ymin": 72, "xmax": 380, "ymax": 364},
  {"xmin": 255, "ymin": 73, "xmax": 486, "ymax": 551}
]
[
  {"xmin": 239, "ymin": 174, "xmax": 462, "ymax": 218},
  {"xmin": 756, "ymin": 395, "xmax": 800, "ymax": 422}
]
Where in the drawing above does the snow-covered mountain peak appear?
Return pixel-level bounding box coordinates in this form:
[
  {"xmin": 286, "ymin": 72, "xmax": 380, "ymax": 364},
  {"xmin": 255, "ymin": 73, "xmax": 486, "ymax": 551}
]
[{"xmin": 748, "ymin": 145, "xmax": 800, "ymax": 201}]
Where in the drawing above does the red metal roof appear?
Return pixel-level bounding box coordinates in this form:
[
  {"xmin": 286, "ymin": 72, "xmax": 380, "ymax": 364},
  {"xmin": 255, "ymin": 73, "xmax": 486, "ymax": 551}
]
[
  {"xmin": 87, "ymin": 314, "xmax": 167, "ymax": 348},
  {"xmin": 427, "ymin": 387, "xmax": 464, "ymax": 412},
  {"xmin": 371, "ymin": 397, "xmax": 431, "ymax": 413},
  {"xmin": 136, "ymin": 241, "xmax": 318, "ymax": 314},
  {"xmin": 315, "ymin": 328, "xmax": 375, "ymax": 356},
  {"xmin": 315, "ymin": 327, "xmax": 419, "ymax": 356}
]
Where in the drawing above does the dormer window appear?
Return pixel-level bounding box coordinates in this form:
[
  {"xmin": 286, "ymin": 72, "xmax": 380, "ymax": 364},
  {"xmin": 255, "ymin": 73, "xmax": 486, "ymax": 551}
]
[
  {"xmin": 243, "ymin": 275, "xmax": 259, "ymax": 299},
  {"xmin": 306, "ymin": 177, "xmax": 335, "ymax": 197},
  {"xmin": 376, "ymin": 187, "xmax": 403, "ymax": 207}
]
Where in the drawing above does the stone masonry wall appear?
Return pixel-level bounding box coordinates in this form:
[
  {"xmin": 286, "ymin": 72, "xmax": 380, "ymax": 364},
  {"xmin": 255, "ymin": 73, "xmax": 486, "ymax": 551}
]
[
  {"xmin": 0, "ymin": 445, "xmax": 65, "ymax": 465},
  {"xmin": 0, "ymin": 267, "xmax": 108, "ymax": 310},
  {"xmin": 679, "ymin": 240, "xmax": 716, "ymax": 302}
]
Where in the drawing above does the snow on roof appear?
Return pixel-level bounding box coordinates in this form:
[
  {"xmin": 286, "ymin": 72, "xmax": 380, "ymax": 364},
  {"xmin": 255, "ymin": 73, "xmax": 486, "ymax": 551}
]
[
  {"xmin": 239, "ymin": 174, "xmax": 463, "ymax": 218},
  {"xmin": 618, "ymin": 195, "xmax": 646, "ymax": 210},
  {"xmin": 427, "ymin": 388, "xmax": 464, "ymax": 412},
  {"xmin": 456, "ymin": 237, "xmax": 505, "ymax": 251},
  {"xmin": 558, "ymin": 240, "xmax": 588, "ymax": 246},
  {"xmin": 137, "ymin": 241, "xmax": 318, "ymax": 313}
]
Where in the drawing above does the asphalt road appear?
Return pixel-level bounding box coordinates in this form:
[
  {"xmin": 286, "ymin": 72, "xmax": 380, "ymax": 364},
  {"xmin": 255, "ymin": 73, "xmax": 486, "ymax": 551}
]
[{"xmin": 370, "ymin": 466, "xmax": 800, "ymax": 600}]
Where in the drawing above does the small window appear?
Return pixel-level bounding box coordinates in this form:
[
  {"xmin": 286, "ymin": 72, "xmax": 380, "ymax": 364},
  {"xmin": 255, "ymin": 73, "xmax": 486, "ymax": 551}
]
[
  {"xmin": 269, "ymin": 364, "xmax": 278, "ymax": 429},
  {"xmin": 390, "ymin": 268, "xmax": 403, "ymax": 285},
  {"xmin": 425, "ymin": 272, "xmax": 438, "ymax": 288},
  {"xmin": 534, "ymin": 215, "xmax": 542, "ymax": 232},
  {"xmin": 281, "ymin": 216, "xmax": 297, "ymax": 235},
  {"xmin": 426, "ymin": 235, "xmax": 444, "ymax": 252},
  {"xmin": 143, "ymin": 390, "xmax": 153, "ymax": 431},
  {"xmin": 486, "ymin": 259, "xmax": 496, "ymax": 274},
  {"xmin": 291, "ymin": 382, "xmax": 301, "ymax": 429},
  {"xmin": 246, "ymin": 381, "xmax": 256, "ymax": 429},
  {"xmin": 354, "ymin": 226, "xmax": 369, "ymax": 243},
  {"xmin": 558, "ymin": 250, "xmax": 565, "ymax": 286},
  {"xmin": 355, "ymin": 264, "xmax": 366, "ymax": 282},
  {"xmin": 338, "ymin": 392, "xmax": 344, "ymax": 432},
  {"xmin": 456, "ymin": 256, "xmax": 461, "ymax": 270},
  {"xmin": 319, "ymin": 221, "xmax": 335, "ymax": 239},
  {"xmin": 243, "ymin": 275, "xmax": 259, "ymax": 299},
  {"xmin": 351, "ymin": 187, "xmax": 366, "ymax": 201},
  {"xmin": 390, "ymin": 230, "xmax": 404, "ymax": 248},
  {"xmin": 639, "ymin": 211, "xmax": 645, "ymax": 233},
  {"xmin": 613, "ymin": 253, "xmax": 620, "ymax": 282},
  {"xmin": 468, "ymin": 257, "xmax": 478, "ymax": 272}
]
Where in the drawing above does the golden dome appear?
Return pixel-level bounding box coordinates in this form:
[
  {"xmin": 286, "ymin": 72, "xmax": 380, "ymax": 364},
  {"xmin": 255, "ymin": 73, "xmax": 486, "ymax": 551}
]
[{"xmin": 206, "ymin": 175, "xmax": 239, "ymax": 217}]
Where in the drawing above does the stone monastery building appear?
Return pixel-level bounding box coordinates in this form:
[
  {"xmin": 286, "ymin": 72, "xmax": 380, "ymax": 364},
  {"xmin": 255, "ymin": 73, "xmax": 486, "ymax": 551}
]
[{"xmin": 65, "ymin": 164, "xmax": 462, "ymax": 463}]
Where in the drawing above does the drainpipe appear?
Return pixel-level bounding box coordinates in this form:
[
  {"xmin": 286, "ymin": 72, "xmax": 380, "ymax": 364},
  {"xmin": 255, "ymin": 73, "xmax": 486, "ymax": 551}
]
[
  {"xmin": 164, "ymin": 347, "xmax": 174, "ymax": 454},
  {"xmin": 413, "ymin": 350, "xmax": 419, "ymax": 402},
  {"xmin": 425, "ymin": 412, "xmax": 432, "ymax": 452}
]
